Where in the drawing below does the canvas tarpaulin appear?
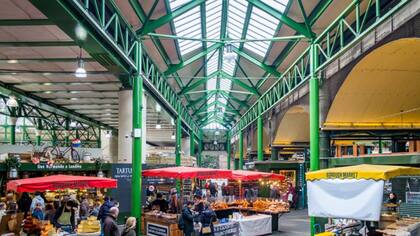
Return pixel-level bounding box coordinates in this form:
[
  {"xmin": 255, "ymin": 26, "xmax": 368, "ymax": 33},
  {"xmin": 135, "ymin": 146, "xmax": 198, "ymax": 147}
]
[{"xmin": 307, "ymin": 179, "xmax": 384, "ymax": 221}]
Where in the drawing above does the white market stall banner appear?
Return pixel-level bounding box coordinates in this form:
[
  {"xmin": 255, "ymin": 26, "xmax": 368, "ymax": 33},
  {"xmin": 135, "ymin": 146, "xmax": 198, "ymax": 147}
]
[{"xmin": 307, "ymin": 179, "xmax": 384, "ymax": 221}]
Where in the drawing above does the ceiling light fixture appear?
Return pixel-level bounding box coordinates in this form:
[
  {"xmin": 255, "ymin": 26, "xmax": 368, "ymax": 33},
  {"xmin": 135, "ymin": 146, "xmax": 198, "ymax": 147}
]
[
  {"xmin": 105, "ymin": 130, "xmax": 112, "ymax": 138},
  {"xmin": 224, "ymin": 43, "xmax": 236, "ymax": 64},
  {"xmin": 6, "ymin": 96, "xmax": 18, "ymax": 107},
  {"xmin": 75, "ymin": 47, "xmax": 87, "ymax": 78},
  {"xmin": 214, "ymin": 140, "xmax": 218, "ymax": 145},
  {"xmin": 7, "ymin": 59, "xmax": 18, "ymax": 64},
  {"xmin": 171, "ymin": 131, "xmax": 175, "ymax": 140},
  {"xmin": 70, "ymin": 121, "xmax": 77, "ymax": 127}
]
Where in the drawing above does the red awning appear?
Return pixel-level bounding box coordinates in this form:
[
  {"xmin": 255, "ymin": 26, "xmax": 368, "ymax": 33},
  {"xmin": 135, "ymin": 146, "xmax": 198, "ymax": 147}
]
[
  {"xmin": 142, "ymin": 166, "xmax": 232, "ymax": 179},
  {"xmin": 7, "ymin": 175, "xmax": 117, "ymax": 192},
  {"xmin": 231, "ymin": 170, "xmax": 285, "ymax": 181}
]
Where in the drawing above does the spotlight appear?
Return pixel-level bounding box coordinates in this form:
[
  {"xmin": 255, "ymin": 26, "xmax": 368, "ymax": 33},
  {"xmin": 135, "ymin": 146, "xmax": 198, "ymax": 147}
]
[
  {"xmin": 75, "ymin": 47, "xmax": 87, "ymax": 78},
  {"xmin": 6, "ymin": 96, "xmax": 18, "ymax": 107}
]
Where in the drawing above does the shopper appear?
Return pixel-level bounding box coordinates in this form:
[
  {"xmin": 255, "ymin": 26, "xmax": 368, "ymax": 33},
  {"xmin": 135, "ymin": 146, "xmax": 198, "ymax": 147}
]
[
  {"xmin": 194, "ymin": 195, "xmax": 204, "ymax": 214},
  {"xmin": 53, "ymin": 200, "xmax": 76, "ymax": 233},
  {"xmin": 151, "ymin": 193, "xmax": 169, "ymax": 212},
  {"xmin": 90, "ymin": 201, "xmax": 101, "ymax": 217},
  {"xmin": 286, "ymin": 183, "xmax": 296, "ymax": 209},
  {"xmin": 199, "ymin": 202, "xmax": 217, "ymax": 236},
  {"xmin": 103, "ymin": 207, "xmax": 120, "ymax": 236},
  {"xmin": 80, "ymin": 197, "xmax": 90, "ymax": 220},
  {"xmin": 97, "ymin": 196, "xmax": 114, "ymax": 222},
  {"xmin": 32, "ymin": 202, "xmax": 44, "ymax": 220},
  {"xmin": 181, "ymin": 201, "xmax": 195, "ymax": 236},
  {"xmin": 17, "ymin": 192, "xmax": 32, "ymax": 216},
  {"xmin": 121, "ymin": 217, "xmax": 136, "ymax": 236},
  {"xmin": 386, "ymin": 192, "xmax": 398, "ymax": 211},
  {"xmin": 44, "ymin": 203, "xmax": 55, "ymax": 223},
  {"xmin": 209, "ymin": 182, "xmax": 217, "ymax": 197},
  {"xmin": 168, "ymin": 188, "xmax": 179, "ymax": 213},
  {"xmin": 6, "ymin": 193, "xmax": 18, "ymax": 214},
  {"xmin": 30, "ymin": 191, "xmax": 45, "ymax": 212}
]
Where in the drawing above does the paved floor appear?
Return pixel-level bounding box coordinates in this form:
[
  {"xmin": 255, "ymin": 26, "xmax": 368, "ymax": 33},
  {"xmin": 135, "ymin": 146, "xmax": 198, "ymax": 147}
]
[{"xmin": 273, "ymin": 209, "xmax": 310, "ymax": 236}]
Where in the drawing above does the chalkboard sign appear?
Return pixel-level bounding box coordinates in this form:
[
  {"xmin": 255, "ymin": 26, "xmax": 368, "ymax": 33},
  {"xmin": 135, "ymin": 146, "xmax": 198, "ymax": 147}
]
[
  {"xmin": 111, "ymin": 164, "xmax": 132, "ymax": 213},
  {"xmin": 406, "ymin": 192, "xmax": 420, "ymax": 204},
  {"xmin": 147, "ymin": 222, "xmax": 169, "ymax": 236}
]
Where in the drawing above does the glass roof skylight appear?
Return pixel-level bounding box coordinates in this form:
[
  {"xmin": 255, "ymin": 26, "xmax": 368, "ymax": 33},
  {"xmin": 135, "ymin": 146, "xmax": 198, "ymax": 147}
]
[
  {"xmin": 206, "ymin": 50, "xmax": 220, "ymax": 76},
  {"xmin": 244, "ymin": 7, "xmax": 280, "ymax": 57},
  {"xmin": 260, "ymin": 0, "xmax": 288, "ymax": 13},
  {"xmin": 203, "ymin": 122, "xmax": 226, "ymax": 130},
  {"xmin": 206, "ymin": 0, "xmax": 222, "ymax": 48},
  {"xmin": 227, "ymin": 0, "xmax": 248, "ymax": 48},
  {"xmin": 206, "ymin": 78, "xmax": 217, "ymax": 91},
  {"xmin": 219, "ymin": 78, "xmax": 232, "ymax": 92},
  {"xmin": 170, "ymin": 2, "xmax": 201, "ymax": 55}
]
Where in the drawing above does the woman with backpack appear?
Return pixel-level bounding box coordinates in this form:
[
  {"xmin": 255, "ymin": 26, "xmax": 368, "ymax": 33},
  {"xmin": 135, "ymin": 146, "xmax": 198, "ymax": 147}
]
[{"xmin": 180, "ymin": 201, "xmax": 195, "ymax": 236}]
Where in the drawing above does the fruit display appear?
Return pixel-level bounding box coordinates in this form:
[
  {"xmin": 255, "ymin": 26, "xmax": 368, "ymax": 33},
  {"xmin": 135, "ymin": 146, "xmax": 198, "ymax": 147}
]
[
  {"xmin": 253, "ymin": 199, "xmax": 289, "ymax": 213},
  {"xmin": 40, "ymin": 222, "xmax": 56, "ymax": 236},
  {"xmin": 231, "ymin": 199, "xmax": 250, "ymax": 208},
  {"xmin": 211, "ymin": 201, "xmax": 229, "ymax": 210},
  {"xmin": 78, "ymin": 216, "xmax": 101, "ymax": 233}
]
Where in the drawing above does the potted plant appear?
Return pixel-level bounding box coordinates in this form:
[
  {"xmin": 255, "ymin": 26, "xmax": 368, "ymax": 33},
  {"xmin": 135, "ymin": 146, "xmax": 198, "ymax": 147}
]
[
  {"xmin": 6, "ymin": 155, "xmax": 21, "ymax": 179},
  {"xmin": 94, "ymin": 158, "xmax": 104, "ymax": 177}
]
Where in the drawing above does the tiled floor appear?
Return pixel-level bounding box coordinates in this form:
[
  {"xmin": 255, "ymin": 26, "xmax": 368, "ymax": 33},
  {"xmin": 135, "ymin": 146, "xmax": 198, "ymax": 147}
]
[{"xmin": 273, "ymin": 209, "xmax": 310, "ymax": 236}]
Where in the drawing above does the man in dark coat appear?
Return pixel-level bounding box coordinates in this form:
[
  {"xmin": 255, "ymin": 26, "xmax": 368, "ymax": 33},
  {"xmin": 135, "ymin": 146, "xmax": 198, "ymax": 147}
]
[
  {"xmin": 103, "ymin": 207, "xmax": 120, "ymax": 236},
  {"xmin": 98, "ymin": 196, "xmax": 114, "ymax": 222},
  {"xmin": 181, "ymin": 201, "xmax": 195, "ymax": 236}
]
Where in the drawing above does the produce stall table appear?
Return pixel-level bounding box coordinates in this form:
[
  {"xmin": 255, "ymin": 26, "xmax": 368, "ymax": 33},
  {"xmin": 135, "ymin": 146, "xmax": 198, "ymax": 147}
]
[
  {"xmin": 144, "ymin": 212, "xmax": 182, "ymax": 236},
  {"xmin": 214, "ymin": 207, "xmax": 288, "ymax": 231},
  {"xmin": 232, "ymin": 214, "xmax": 272, "ymax": 236}
]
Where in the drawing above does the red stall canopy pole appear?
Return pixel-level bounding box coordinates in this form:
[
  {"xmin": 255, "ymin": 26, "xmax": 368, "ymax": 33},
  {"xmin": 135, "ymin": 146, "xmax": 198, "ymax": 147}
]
[{"xmin": 7, "ymin": 175, "xmax": 117, "ymax": 192}]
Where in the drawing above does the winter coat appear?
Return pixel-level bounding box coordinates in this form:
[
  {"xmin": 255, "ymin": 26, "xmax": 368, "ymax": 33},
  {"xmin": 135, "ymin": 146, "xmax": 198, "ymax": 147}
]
[
  {"xmin": 181, "ymin": 207, "xmax": 195, "ymax": 234},
  {"xmin": 97, "ymin": 200, "xmax": 114, "ymax": 222},
  {"xmin": 121, "ymin": 228, "xmax": 136, "ymax": 236},
  {"xmin": 103, "ymin": 215, "xmax": 120, "ymax": 236}
]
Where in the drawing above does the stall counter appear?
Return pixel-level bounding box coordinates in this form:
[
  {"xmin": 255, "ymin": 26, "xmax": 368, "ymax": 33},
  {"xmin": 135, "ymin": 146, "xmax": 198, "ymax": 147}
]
[
  {"xmin": 232, "ymin": 214, "xmax": 272, "ymax": 236},
  {"xmin": 144, "ymin": 212, "xmax": 181, "ymax": 236}
]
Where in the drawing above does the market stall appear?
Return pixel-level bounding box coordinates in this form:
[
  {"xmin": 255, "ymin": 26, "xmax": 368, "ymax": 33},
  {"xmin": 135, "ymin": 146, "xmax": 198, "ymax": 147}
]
[
  {"xmin": 306, "ymin": 164, "xmax": 420, "ymax": 236},
  {"xmin": 6, "ymin": 175, "xmax": 117, "ymax": 236},
  {"xmin": 142, "ymin": 166, "xmax": 233, "ymax": 236}
]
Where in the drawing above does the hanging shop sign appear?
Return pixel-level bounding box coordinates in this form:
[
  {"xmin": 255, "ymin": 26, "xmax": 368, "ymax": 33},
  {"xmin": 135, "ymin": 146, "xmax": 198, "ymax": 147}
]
[
  {"xmin": 36, "ymin": 163, "xmax": 83, "ymax": 170},
  {"xmin": 111, "ymin": 164, "xmax": 133, "ymax": 214}
]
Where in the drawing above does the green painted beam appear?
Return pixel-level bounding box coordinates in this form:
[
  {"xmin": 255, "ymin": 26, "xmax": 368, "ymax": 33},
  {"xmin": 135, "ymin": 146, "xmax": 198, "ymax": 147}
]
[
  {"xmin": 247, "ymin": 0, "xmax": 314, "ymax": 38},
  {"xmin": 0, "ymin": 41, "xmax": 77, "ymax": 47},
  {"xmin": 137, "ymin": 0, "xmax": 205, "ymax": 35},
  {"xmin": 232, "ymin": 47, "xmax": 281, "ymax": 77},
  {"xmin": 219, "ymin": 71, "xmax": 260, "ymax": 96},
  {"xmin": 164, "ymin": 43, "xmax": 223, "ymax": 76},
  {"xmin": 0, "ymin": 19, "xmax": 53, "ymax": 26}
]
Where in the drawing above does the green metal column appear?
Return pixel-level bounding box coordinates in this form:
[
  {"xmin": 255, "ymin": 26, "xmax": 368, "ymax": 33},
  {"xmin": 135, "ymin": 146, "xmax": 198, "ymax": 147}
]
[
  {"xmin": 10, "ymin": 123, "xmax": 16, "ymax": 145},
  {"xmin": 309, "ymin": 43, "xmax": 320, "ymax": 236},
  {"xmin": 379, "ymin": 137, "xmax": 383, "ymax": 154},
  {"xmin": 234, "ymin": 159, "xmax": 239, "ymax": 170},
  {"xmin": 97, "ymin": 128, "xmax": 101, "ymax": 148},
  {"xmin": 257, "ymin": 116, "xmax": 264, "ymax": 161},
  {"xmin": 198, "ymin": 130, "xmax": 203, "ymax": 167},
  {"xmin": 239, "ymin": 131, "xmax": 244, "ymax": 170},
  {"xmin": 190, "ymin": 130, "xmax": 195, "ymax": 157},
  {"xmin": 131, "ymin": 44, "xmax": 143, "ymax": 231},
  {"xmin": 65, "ymin": 118, "xmax": 70, "ymax": 146},
  {"xmin": 227, "ymin": 132, "xmax": 231, "ymax": 169},
  {"xmin": 52, "ymin": 130, "xmax": 57, "ymax": 146},
  {"xmin": 176, "ymin": 116, "xmax": 182, "ymax": 166},
  {"xmin": 271, "ymin": 148, "xmax": 279, "ymax": 160},
  {"xmin": 36, "ymin": 119, "xmax": 42, "ymax": 146}
]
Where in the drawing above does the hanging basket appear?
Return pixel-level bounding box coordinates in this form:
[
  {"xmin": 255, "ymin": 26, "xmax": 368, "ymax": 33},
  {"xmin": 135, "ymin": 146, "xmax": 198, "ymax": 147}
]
[{"xmin": 8, "ymin": 168, "xmax": 18, "ymax": 179}]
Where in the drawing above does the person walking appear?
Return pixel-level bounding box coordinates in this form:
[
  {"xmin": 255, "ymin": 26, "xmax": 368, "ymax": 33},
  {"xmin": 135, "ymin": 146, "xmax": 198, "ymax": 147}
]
[
  {"xmin": 121, "ymin": 217, "xmax": 136, "ymax": 236},
  {"xmin": 17, "ymin": 192, "xmax": 32, "ymax": 216},
  {"xmin": 98, "ymin": 196, "xmax": 114, "ymax": 222},
  {"xmin": 103, "ymin": 207, "xmax": 120, "ymax": 236},
  {"xmin": 181, "ymin": 201, "xmax": 195, "ymax": 236}
]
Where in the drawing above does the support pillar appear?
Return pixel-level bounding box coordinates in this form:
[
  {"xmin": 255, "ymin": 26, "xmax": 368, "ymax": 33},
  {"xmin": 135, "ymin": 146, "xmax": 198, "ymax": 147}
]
[
  {"xmin": 96, "ymin": 128, "xmax": 101, "ymax": 148},
  {"xmin": 131, "ymin": 45, "xmax": 143, "ymax": 232},
  {"xmin": 190, "ymin": 131, "xmax": 195, "ymax": 158},
  {"xmin": 319, "ymin": 131, "xmax": 330, "ymax": 169},
  {"xmin": 36, "ymin": 119, "xmax": 42, "ymax": 146},
  {"xmin": 65, "ymin": 118, "xmax": 70, "ymax": 147},
  {"xmin": 118, "ymin": 88, "xmax": 133, "ymax": 163},
  {"xmin": 9, "ymin": 117, "xmax": 17, "ymax": 145},
  {"xmin": 257, "ymin": 116, "xmax": 264, "ymax": 161},
  {"xmin": 239, "ymin": 131, "xmax": 244, "ymax": 170},
  {"xmin": 271, "ymin": 148, "xmax": 279, "ymax": 160},
  {"xmin": 197, "ymin": 130, "xmax": 203, "ymax": 167},
  {"xmin": 309, "ymin": 43, "xmax": 320, "ymax": 236},
  {"xmin": 234, "ymin": 159, "xmax": 239, "ymax": 170},
  {"xmin": 176, "ymin": 116, "xmax": 182, "ymax": 166},
  {"xmin": 227, "ymin": 132, "xmax": 231, "ymax": 169}
]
